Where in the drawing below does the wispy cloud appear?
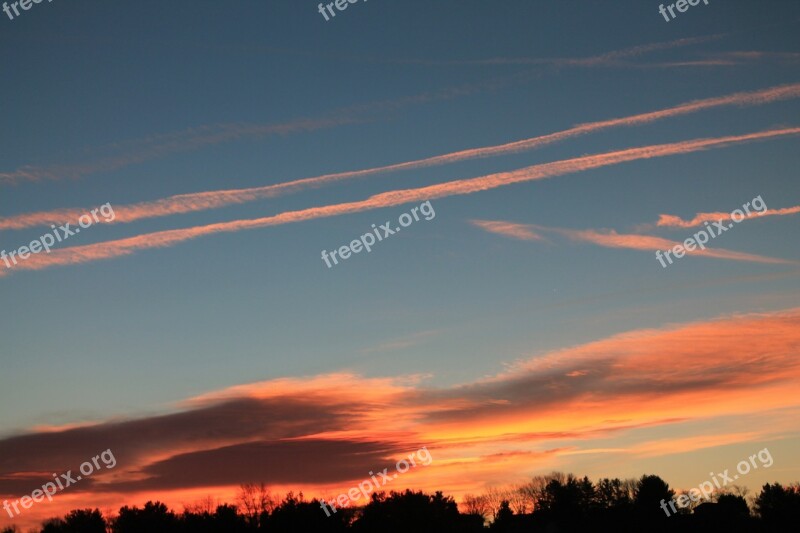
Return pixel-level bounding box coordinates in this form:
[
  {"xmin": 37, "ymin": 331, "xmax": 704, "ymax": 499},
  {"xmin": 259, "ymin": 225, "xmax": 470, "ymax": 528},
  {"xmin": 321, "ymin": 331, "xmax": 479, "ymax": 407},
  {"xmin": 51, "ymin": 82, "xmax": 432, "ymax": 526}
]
[
  {"xmin": 657, "ymin": 204, "xmax": 800, "ymax": 228},
  {"xmin": 360, "ymin": 329, "xmax": 444, "ymax": 355},
  {"xmin": 2, "ymin": 127, "xmax": 798, "ymax": 277},
  {"xmin": 560, "ymin": 228, "xmax": 794, "ymax": 264},
  {"xmin": 0, "ymin": 78, "xmax": 499, "ymax": 187},
  {"xmin": 706, "ymin": 50, "xmax": 800, "ymax": 63},
  {"xmin": 4, "ymin": 83, "xmax": 800, "ymax": 231},
  {"xmin": 391, "ymin": 36, "xmax": 721, "ymax": 67},
  {"xmin": 469, "ymin": 220, "xmax": 546, "ymax": 242},
  {"xmin": 473, "ymin": 219, "xmax": 795, "ymax": 265},
  {"xmin": 0, "ymin": 117, "xmax": 363, "ymax": 186}
]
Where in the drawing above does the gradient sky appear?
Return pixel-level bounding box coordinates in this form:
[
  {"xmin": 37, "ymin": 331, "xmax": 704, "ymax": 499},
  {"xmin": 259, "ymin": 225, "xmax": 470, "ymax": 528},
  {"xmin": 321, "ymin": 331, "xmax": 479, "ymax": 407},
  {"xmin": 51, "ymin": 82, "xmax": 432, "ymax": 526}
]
[{"xmin": 1, "ymin": 0, "xmax": 800, "ymax": 529}]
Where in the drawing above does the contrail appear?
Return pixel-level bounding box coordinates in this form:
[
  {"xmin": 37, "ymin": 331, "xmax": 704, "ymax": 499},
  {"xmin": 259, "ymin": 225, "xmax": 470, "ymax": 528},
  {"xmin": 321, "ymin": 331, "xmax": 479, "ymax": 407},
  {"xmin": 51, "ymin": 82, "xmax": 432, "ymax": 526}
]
[
  {"xmin": 0, "ymin": 116, "xmax": 363, "ymax": 186},
  {"xmin": 4, "ymin": 83, "xmax": 800, "ymax": 231},
  {"xmin": 471, "ymin": 220, "xmax": 794, "ymax": 265},
  {"xmin": 2, "ymin": 127, "xmax": 798, "ymax": 277},
  {"xmin": 388, "ymin": 35, "xmax": 721, "ymax": 67},
  {"xmin": 657, "ymin": 205, "xmax": 800, "ymax": 228},
  {"xmin": 0, "ymin": 75, "xmax": 498, "ymax": 186}
]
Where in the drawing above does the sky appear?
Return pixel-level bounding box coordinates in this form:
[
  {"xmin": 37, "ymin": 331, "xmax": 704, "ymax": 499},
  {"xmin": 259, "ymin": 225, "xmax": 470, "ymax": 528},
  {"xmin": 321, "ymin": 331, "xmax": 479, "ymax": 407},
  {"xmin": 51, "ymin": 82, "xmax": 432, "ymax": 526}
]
[{"xmin": 1, "ymin": 0, "xmax": 800, "ymax": 529}]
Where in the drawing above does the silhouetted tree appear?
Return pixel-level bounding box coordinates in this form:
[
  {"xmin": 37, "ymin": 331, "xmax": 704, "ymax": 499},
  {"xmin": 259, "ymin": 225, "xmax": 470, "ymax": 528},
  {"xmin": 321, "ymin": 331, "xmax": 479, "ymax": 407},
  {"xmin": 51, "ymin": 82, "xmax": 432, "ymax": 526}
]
[
  {"xmin": 112, "ymin": 501, "xmax": 177, "ymax": 533},
  {"xmin": 632, "ymin": 475, "xmax": 675, "ymax": 531},
  {"xmin": 460, "ymin": 493, "xmax": 490, "ymax": 521},
  {"xmin": 265, "ymin": 491, "xmax": 347, "ymax": 533},
  {"xmin": 489, "ymin": 500, "xmax": 514, "ymax": 532},
  {"xmin": 212, "ymin": 504, "xmax": 248, "ymax": 532},
  {"xmin": 28, "ymin": 475, "xmax": 800, "ymax": 533},
  {"xmin": 40, "ymin": 520, "xmax": 66, "ymax": 533},
  {"xmin": 595, "ymin": 477, "xmax": 633, "ymax": 510},
  {"xmin": 38, "ymin": 509, "xmax": 106, "ymax": 533},
  {"xmin": 716, "ymin": 493, "xmax": 750, "ymax": 517},
  {"xmin": 353, "ymin": 490, "xmax": 462, "ymax": 533},
  {"xmin": 754, "ymin": 482, "xmax": 800, "ymax": 531},
  {"xmin": 237, "ymin": 482, "xmax": 276, "ymax": 528}
]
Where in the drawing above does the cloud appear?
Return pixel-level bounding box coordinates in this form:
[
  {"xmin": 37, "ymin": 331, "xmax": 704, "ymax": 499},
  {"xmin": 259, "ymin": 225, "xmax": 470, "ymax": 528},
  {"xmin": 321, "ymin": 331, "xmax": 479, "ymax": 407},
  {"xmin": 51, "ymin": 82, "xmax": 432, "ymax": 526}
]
[
  {"xmin": 2, "ymin": 127, "xmax": 798, "ymax": 278},
  {"xmin": 705, "ymin": 51, "xmax": 800, "ymax": 64},
  {"xmin": 1, "ymin": 308, "xmax": 800, "ymax": 511},
  {"xmin": 423, "ymin": 308, "xmax": 800, "ymax": 429},
  {"xmin": 553, "ymin": 227, "xmax": 793, "ymax": 265},
  {"xmin": 0, "ymin": 117, "xmax": 362, "ymax": 186},
  {"xmin": 657, "ymin": 205, "xmax": 800, "ymax": 228},
  {"xmin": 469, "ymin": 220, "xmax": 546, "ymax": 242},
  {"xmin": 472, "ymin": 219, "xmax": 796, "ymax": 265},
  {"xmin": 359, "ymin": 329, "xmax": 444, "ymax": 355},
  {"xmin": 391, "ymin": 36, "xmax": 721, "ymax": 67},
  {"xmin": 0, "ymin": 77, "xmax": 497, "ymax": 187},
  {"xmin": 4, "ymin": 82, "xmax": 800, "ymax": 231}
]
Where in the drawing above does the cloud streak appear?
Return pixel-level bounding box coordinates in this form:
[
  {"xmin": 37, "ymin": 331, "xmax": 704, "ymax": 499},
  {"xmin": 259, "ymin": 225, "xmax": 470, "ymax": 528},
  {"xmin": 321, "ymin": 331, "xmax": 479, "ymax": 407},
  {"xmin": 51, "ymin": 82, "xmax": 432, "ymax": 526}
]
[
  {"xmin": 2, "ymin": 127, "xmax": 799, "ymax": 277},
  {"xmin": 472, "ymin": 219, "xmax": 796, "ymax": 265},
  {"xmin": 4, "ymin": 83, "xmax": 800, "ymax": 231},
  {"xmin": 390, "ymin": 36, "xmax": 721, "ymax": 67},
  {"xmin": 657, "ymin": 204, "xmax": 800, "ymax": 228},
  {"xmin": 0, "ymin": 117, "xmax": 363, "ymax": 186},
  {"xmin": 0, "ymin": 77, "xmax": 499, "ymax": 187}
]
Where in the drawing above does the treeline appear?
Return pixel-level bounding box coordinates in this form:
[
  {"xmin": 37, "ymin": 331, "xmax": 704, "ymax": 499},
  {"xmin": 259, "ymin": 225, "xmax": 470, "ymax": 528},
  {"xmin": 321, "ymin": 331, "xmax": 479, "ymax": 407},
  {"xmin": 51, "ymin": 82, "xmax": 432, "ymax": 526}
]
[{"xmin": 2, "ymin": 474, "xmax": 799, "ymax": 532}]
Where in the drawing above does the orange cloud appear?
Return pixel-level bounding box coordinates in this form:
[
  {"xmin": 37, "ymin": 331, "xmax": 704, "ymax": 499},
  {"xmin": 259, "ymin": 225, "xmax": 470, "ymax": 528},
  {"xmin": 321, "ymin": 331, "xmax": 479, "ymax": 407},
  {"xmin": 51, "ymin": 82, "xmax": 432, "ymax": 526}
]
[
  {"xmin": 4, "ymin": 83, "xmax": 800, "ymax": 231},
  {"xmin": 2, "ymin": 127, "xmax": 799, "ymax": 278},
  {"xmin": 2, "ymin": 308, "xmax": 800, "ymax": 527}
]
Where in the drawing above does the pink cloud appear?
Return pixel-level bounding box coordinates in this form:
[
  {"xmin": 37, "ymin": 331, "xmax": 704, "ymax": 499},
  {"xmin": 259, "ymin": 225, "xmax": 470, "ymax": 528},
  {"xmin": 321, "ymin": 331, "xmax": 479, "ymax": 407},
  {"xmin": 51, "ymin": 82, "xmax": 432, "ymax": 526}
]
[{"xmin": 657, "ymin": 204, "xmax": 800, "ymax": 228}]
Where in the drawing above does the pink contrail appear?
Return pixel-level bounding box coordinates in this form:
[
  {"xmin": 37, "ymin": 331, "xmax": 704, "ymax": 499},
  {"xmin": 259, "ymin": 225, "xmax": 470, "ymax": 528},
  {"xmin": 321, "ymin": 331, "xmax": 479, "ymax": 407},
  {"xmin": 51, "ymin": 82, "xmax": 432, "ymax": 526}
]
[
  {"xmin": 4, "ymin": 83, "xmax": 800, "ymax": 232},
  {"xmin": 2, "ymin": 127, "xmax": 798, "ymax": 277},
  {"xmin": 657, "ymin": 205, "xmax": 800, "ymax": 228},
  {"xmin": 471, "ymin": 220, "xmax": 794, "ymax": 265}
]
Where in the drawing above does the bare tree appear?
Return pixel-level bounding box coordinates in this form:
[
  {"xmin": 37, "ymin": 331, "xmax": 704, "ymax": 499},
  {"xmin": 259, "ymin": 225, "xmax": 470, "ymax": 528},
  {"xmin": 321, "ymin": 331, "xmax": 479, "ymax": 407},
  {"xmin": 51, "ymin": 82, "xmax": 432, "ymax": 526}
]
[
  {"xmin": 482, "ymin": 486, "xmax": 511, "ymax": 520},
  {"xmin": 479, "ymin": 485, "xmax": 534, "ymax": 519},
  {"xmin": 461, "ymin": 493, "xmax": 490, "ymax": 519},
  {"xmin": 518, "ymin": 472, "xmax": 574, "ymax": 512},
  {"xmin": 519, "ymin": 475, "xmax": 549, "ymax": 511},
  {"xmin": 237, "ymin": 482, "xmax": 277, "ymax": 525},
  {"xmin": 621, "ymin": 478, "xmax": 638, "ymax": 502},
  {"xmin": 508, "ymin": 484, "xmax": 531, "ymax": 514},
  {"xmin": 183, "ymin": 495, "xmax": 219, "ymax": 515}
]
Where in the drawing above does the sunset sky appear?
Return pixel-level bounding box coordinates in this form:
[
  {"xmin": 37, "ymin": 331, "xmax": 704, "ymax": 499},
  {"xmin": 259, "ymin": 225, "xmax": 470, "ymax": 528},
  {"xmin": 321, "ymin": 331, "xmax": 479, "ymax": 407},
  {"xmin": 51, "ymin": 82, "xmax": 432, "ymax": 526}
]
[{"xmin": 1, "ymin": 0, "xmax": 800, "ymax": 530}]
